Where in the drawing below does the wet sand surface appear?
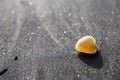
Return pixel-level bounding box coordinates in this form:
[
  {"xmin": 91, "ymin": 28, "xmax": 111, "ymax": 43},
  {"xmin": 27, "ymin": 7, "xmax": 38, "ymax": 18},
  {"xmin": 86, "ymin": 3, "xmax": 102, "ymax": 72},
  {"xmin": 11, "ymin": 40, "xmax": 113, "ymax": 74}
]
[{"xmin": 0, "ymin": 0, "xmax": 120, "ymax": 80}]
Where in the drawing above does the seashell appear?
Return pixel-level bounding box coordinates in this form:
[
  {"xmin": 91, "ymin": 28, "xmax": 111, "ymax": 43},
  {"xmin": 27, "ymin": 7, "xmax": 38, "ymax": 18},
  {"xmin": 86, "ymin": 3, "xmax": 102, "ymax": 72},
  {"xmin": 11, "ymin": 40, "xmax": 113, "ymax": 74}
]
[{"xmin": 75, "ymin": 36, "xmax": 98, "ymax": 54}]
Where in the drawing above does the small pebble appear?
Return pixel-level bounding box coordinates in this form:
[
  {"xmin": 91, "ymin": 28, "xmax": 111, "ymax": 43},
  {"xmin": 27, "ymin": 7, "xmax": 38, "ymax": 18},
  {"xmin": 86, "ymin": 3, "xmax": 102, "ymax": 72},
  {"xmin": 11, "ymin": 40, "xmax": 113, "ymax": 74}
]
[
  {"xmin": 64, "ymin": 31, "xmax": 67, "ymax": 34},
  {"xmin": 0, "ymin": 68, "xmax": 8, "ymax": 76},
  {"xmin": 14, "ymin": 56, "xmax": 18, "ymax": 61},
  {"xmin": 75, "ymin": 36, "xmax": 98, "ymax": 54},
  {"xmin": 37, "ymin": 26, "xmax": 40, "ymax": 29}
]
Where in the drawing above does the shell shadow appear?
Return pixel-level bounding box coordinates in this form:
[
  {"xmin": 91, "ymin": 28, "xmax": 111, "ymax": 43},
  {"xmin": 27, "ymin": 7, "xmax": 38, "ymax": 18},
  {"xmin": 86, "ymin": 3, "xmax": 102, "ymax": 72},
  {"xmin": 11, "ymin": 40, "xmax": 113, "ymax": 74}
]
[{"xmin": 78, "ymin": 51, "xmax": 103, "ymax": 69}]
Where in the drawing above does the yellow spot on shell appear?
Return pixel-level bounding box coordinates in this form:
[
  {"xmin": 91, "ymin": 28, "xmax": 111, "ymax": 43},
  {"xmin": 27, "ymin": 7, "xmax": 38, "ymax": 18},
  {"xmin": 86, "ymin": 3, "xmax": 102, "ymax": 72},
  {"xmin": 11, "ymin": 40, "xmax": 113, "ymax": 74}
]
[{"xmin": 75, "ymin": 36, "xmax": 98, "ymax": 54}]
